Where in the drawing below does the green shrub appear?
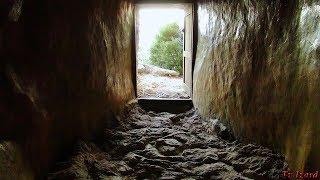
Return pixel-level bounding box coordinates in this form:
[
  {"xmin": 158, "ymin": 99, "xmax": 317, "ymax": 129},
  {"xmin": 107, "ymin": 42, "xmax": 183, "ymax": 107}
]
[{"xmin": 150, "ymin": 23, "xmax": 183, "ymax": 74}]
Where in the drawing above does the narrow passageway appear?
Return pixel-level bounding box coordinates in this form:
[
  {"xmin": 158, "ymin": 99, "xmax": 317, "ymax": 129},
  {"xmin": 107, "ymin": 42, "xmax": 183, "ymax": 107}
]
[
  {"xmin": 1, "ymin": 0, "xmax": 319, "ymax": 178},
  {"xmin": 50, "ymin": 104, "xmax": 287, "ymax": 179}
]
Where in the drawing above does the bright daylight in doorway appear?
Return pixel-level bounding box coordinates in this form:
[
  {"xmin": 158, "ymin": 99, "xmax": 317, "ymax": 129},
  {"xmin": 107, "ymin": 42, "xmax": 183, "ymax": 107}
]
[{"xmin": 136, "ymin": 6, "xmax": 191, "ymax": 99}]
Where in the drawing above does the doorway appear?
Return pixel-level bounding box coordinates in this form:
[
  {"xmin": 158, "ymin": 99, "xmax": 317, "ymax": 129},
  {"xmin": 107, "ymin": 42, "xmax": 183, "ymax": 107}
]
[{"xmin": 135, "ymin": 3, "xmax": 194, "ymax": 100}]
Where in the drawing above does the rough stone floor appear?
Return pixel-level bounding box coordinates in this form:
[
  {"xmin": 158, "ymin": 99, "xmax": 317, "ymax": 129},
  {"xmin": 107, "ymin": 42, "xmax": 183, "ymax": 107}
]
[{"xmin": 49, "ymin": 105, "xmax": 287, "ymax": 179}]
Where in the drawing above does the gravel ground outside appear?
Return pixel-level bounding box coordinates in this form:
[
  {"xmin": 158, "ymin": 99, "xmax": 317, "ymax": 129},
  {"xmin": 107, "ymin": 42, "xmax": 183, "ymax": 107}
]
[{"xmin": 137, "ymin": 64, "xmax": 190, "ymax": 99}]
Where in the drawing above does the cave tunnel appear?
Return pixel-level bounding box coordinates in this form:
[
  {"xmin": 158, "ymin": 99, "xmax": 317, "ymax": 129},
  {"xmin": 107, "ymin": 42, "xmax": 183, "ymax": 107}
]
[{"xmin": 0, "ymin": 0, "xmax": 319, "ymax": 179}]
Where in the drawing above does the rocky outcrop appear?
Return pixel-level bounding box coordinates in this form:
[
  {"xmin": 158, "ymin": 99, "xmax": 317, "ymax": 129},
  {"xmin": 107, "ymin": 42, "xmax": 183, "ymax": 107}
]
[
  {"xmin": 193, "ymin": 0, "xmax": 320, "ymax": 171},
  {"xmin": 0, "ymin": 0, "xmax": 135, "ymax": 178},
  {"xmin": 138, "ymin": 64, "xmax": 180, "ymax": 77}
]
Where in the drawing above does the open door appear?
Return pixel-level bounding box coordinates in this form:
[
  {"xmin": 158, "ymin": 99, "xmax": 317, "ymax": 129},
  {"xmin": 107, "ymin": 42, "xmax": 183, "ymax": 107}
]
[
  {"xmin": 135, "ymin": 3, "xmax": 193, "ymax": 100},
  {"xmin": 183, "ymin": 4, "xmax": 193, "ymax": 97}
]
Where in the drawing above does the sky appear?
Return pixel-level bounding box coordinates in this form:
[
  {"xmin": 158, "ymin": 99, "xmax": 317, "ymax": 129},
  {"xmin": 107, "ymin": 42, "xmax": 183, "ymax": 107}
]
[{"xmin": 138, "ymin": 7, "xmax": 185, "ymax": 63}]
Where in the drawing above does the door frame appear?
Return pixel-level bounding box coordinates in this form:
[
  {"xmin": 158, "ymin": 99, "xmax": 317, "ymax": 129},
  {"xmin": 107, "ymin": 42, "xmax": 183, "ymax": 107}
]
[
  {"xmin": 183, "ymin": 3, "xmax": 194, "ymax": 97},
  {"xmin": 133, "ymin": 2, "xmax": 197, "ymax": 101}
]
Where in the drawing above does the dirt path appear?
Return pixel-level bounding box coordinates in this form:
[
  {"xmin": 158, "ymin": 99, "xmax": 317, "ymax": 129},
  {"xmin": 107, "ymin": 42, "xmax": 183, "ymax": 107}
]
[
  {"xmin": 137, "ymin": 74, "xmax": 190, "ymax": 99},
  {"xmin": 137, "ymin": 64, "xmax": 190, "ymax": 99},
  {"xmin": 49, "ymin": 105, "xmax": 287, "ymax": 179}
]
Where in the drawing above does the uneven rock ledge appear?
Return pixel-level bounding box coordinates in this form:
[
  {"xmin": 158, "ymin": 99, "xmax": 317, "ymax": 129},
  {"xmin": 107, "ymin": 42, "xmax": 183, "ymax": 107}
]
[
  {"xmin": 137, "ymin": 64, "xmax": 180, "ymax": 77},
  {"xmin": 49, "ymin": 105, "xmax": 287, "ymax": 179}
]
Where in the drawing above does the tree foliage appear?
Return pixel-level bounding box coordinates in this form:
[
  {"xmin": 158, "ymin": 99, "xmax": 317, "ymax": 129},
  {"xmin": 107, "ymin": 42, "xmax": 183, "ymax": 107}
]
[{"xmin": 150, "ymin": 23, "xmax": 183, "ymax": 74}]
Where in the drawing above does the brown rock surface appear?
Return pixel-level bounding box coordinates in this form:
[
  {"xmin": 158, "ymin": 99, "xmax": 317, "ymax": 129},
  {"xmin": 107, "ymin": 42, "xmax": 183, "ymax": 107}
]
[
  {"xmin": 0, "ymin": 0, "xmax": 135, "ymax": 178},
  {"xmin": 193, "ymin": 0, "xmax": 320, "ymax": 171}
]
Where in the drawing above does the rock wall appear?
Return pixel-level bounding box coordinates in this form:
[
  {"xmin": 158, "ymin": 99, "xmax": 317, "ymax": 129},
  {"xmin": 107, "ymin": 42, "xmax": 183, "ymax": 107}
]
[
  {"xmin": 0, "ymin": 0, "xmax": 135, "ymax": 178},
  {"xmin": 193, "ymin": 0, "xmax": 320, "ymax": 171}
]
